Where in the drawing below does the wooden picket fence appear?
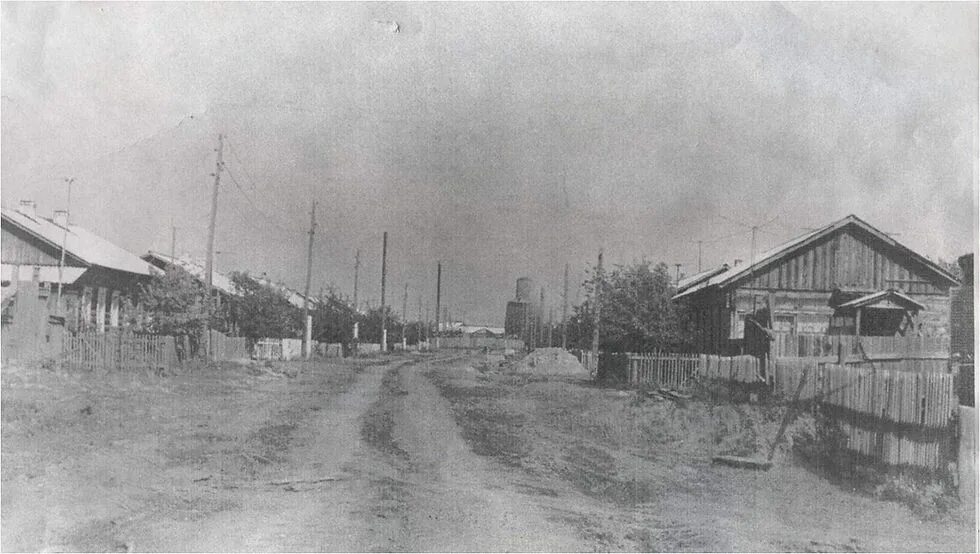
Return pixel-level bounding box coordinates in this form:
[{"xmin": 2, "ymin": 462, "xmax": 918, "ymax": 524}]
[
  {"xmin": 770, "ymin": 357, "xmax": 957, "ymax": 469},
  {"xmin": 627, "ymin": 351, "xmax": 701, "ymax": 389},
  {"xmin": 627, "ymin": 353, "xmax": 761, "ymax": 389},
  {"xmin": 771, "ymin": 333, "xmax": 950, "ymax": 359},
  {"xmin": 63, "ymin": 330, "xmax": 177, "ymax": 373}
]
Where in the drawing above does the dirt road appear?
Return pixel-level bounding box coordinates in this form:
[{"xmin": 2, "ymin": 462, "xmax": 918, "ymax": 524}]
[
  {"xmin": 2, "ymin": 354, "xmax": 588, "ymax": 552},
  {"xmin": 3, "ymin": 352, "xmax": 974, "ymax": 552}
]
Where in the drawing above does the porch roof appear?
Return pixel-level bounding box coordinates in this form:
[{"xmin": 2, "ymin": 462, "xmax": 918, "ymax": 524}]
[{"xmin": 835, "ymin": 289, "xmax": 925, "ymax": 311}]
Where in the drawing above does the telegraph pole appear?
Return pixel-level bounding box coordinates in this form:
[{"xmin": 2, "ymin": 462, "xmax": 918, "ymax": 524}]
[
  {"xmin": 302, "ymin": 200, "xmax": 317, "ymax": 359},
  {"xmin": 562, "ymin": 262, "xmax": 569, "ymax": 349},
  {"xmin": 435, "ymin": 262, "xmax": 442, "ymax": 349},
  {"xmin": 750, "ymin": 225, "xmax": 758, "ymax": 271},
  {"xmin": 57, "ymin": 177, "xmax": 74, "ymax": 309},
  {"xmin": 353, "ymin": 249, "xmax": 360, "ymax": 312},
  {"xmin": 203, "ymin": 134, "xmax": 223, "ymax": 359},
  {"xmin": 590, "ymin": 249, "xmax": 603, "ymax": 377},
  {"xmin": 675, "ymin": 263, "xmax": 682, "ymax": 286},
  {"xmin": 380, "ymin": 232, "xmax": 388, "ymax": 352},
  {"xmin": 401, "ymin": 283, "xmax": 408, "ymax": 349},
  {"xmin": 170, "ymin": 217, "xmax": 177, "ymax": 262},
  {"xmin": 697, "ymin": 240, "xmax": 703, "ymax": 272}
]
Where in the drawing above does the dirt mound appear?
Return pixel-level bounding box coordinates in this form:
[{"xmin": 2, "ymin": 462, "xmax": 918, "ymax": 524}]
[{"xmin": 507, "ymin": 348, "xmax": 589, "ymax": 378}]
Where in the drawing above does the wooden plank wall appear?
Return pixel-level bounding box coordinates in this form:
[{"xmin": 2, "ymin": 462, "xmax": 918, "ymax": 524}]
[
  {"xmin": 771, "ymin": 333, "xmax": 949, "ymax": 360},
  {"xmin": 959, "ymin": 406, "xmax": 976, "ymax": 506},
  {"xmin": 740, "ymin": 228, "xmax": 946, "ymax": 294}
]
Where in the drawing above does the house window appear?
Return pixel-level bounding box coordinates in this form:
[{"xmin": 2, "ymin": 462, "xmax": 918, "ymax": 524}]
[
  {"xmin": 773, "ymin": 314, "xmax": 796, "ymax": 334},
  {"xmin": 730, "ymin": 311, "xmax": 746, "ymax": 339}
]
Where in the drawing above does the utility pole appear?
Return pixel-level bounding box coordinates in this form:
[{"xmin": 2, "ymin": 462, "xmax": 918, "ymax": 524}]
[
  {"xmin": 170, "ymin": 217, "xmax": 177, "ymax": 262},
  {"xmin": 561, "ymin": 262, "xmax": 569, "ymax": 350},
  {"xmin": 697, "ymin": 240, "xmax": 703, "ymax": 272},
  {"xmin": 675, "ymin": 263, "xmax": 682, "ymax": 286},
  {"xmin": 539, "ymin": 287, "xmax": 545, "ymax": 349},
  {"xmin": 591, "ymin": 249, "xmax": 603, "ymax": 378},
  {"xmin": 380, "ymin": 232, "xmax": 388, "ymax": 352},
  {"xmin": 203, "ymin": 134, "xmax": 224, "ymax": 359},
  {"xmin": 57, "ymin": 177, "xmax": 75, "ymax": 309},
  {"xmin": 435, "ymin": 261, "xmax": 442, "ymax": 349},
  {"xmin": 353, "ymin": 249, "xmax": 360, "ymax": 312},
  {"xmin": 417, "ymin": 295, "xmax": 423, "ymax": 349},
  {"xmin": 750, "ymin": 225, "xmax": 758, "ymax": 278},
  {"xmin": 302, "ymin": 200, "xmax": 317, "ymax": 359},
  {"xmin": 401, "ymin": 283, "xmax": 408, "ymax": 349}
]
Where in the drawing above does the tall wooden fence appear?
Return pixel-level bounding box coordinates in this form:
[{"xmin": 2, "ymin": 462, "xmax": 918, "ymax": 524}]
[
  {"xmin": 771, "ymin": 333, "xmax": 950, "ymax": 359},
  {"xmin": 771, "ymin": 357, "xmax": 957, "ymax": 469},
  {"xmin": 63, "ymin": 331, "xmax": 177, "ymax": 373}
]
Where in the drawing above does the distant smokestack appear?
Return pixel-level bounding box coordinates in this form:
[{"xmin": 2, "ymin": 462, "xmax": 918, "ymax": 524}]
[
  {"xmin": 17, "ymin": 200, "xmax": 36, "ymax": 219},
  {"xmin": 53, "ymin": 210, "xmax": 68, "ymax": 228},
  {"xmin": 733, "ymin": 259, "xmax": 743, "ymax": 267}
]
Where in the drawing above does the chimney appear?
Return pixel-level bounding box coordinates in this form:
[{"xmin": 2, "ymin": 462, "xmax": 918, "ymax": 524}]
[
  {"xmin": 733, "ymin": 259, "xmax": 743, "ymax": 267},
  {"xmin": 53, "ymin": 210, "xmax": 69, "ymax": 228},
  {"xmin": 17, "ymin": 200, "xmax": 36, "ymax": 219}
]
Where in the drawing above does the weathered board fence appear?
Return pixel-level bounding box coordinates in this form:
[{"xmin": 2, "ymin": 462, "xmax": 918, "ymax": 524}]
[
  {"xmin": 209, "ymin": 330, "xmax": 248, "ymax": 361},
  {"xmin": 771, "ymin": 333, "xmax": 950, "ymax": 359},
  {"xmin": 771, "ymin": 357, "xmax": 957, "ymax": 470},
  {"xmin": 63, "ymin": 330, "xmax": 177, "ymax": 373}
]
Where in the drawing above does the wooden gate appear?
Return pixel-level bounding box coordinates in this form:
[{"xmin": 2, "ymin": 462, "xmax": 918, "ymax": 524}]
[{"xmin": 63, "ymin": 330, "xmax": 177, "ymax": 373}]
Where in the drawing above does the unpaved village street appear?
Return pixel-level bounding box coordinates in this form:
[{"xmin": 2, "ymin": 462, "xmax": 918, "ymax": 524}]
[{"xmin": 2, "ymin": 352, "xmax": 974, "ymax": 552}]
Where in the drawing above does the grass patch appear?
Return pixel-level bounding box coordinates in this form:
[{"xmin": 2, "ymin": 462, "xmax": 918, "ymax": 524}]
[{"xmin": 361, "ymin": 366, "xmax": 409, "ymax": 460}]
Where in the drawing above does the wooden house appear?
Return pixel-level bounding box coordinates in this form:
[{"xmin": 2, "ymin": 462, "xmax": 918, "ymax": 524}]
[
  {"xmin": 2, "ymin": 201, "xmax": 158, "ymax": 334},
  {"xmin": 673, "ymin": 214, "xmax": 959, "ymax": 355}
]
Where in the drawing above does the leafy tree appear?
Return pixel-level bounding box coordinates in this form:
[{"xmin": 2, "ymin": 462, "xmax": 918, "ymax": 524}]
[
  {"xmin": 137, "ymin": 266, "xmax": 209, "ymax": 337},
  {"xmin": 568, "ymin": 260, "xmax": 692, "ymax": 352},
  {"xmin": 228, "ymin": 272, "xmax": 302, "ymax": 340},
  {"xmin": 312, "ymin": 292, "xmax": 357, "ymax": 344}
]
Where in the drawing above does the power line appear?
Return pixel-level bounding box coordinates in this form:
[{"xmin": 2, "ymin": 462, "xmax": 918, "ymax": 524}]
[{"xmin": 223, "ymin": 163, "xmax": 305, "ymax": 234}]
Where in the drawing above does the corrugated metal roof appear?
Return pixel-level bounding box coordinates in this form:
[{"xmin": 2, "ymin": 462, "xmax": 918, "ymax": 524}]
[
  {"xmin": 672, "ymin": 214, "xmax": 960, "ymax": 301},
  {"xmin": 2, "ymin": 206, "xmax": 157, "ymax": 276}
]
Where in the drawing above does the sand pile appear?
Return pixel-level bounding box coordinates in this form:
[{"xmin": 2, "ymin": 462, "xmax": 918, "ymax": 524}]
[{"xmin": 507, "ymin": 348, "xmax": 590, "ymax": 378}]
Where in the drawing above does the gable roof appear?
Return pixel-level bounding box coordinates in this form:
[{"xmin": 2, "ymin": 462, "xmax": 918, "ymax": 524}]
[
  {"xmin": 2, "ymin": 206, "xmax": 157, "ymax": 277},
  {"xmin": 672, "ymin": 214, "xmax": 959, "ymax": 300}
]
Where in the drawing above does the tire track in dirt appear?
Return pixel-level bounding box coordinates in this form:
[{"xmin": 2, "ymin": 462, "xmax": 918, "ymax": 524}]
[{"xmin": 361, "ymin": 356, "xmax": 589, "ymax": 552}]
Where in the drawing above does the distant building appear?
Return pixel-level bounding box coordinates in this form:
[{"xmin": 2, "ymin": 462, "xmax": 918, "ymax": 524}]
[
  {"xmin": 505, "ymin": 277, "xmax": 543, "ymax": 346},
  {"xmin": 673, "ymin": 214, "xmax": 960, "ymax": 355},
  {"xmin": 2, "ymin": 201, "xmax": 158, "ymax": 333},
  {"xmin": 458, "ymin": 325, "xmax": 505, "ymax": 338}
]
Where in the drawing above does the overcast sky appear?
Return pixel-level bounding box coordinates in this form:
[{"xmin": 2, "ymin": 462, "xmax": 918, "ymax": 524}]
[{"xmin": 2, "ymin": 2, "xmax": 977, "ymax": 325}]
